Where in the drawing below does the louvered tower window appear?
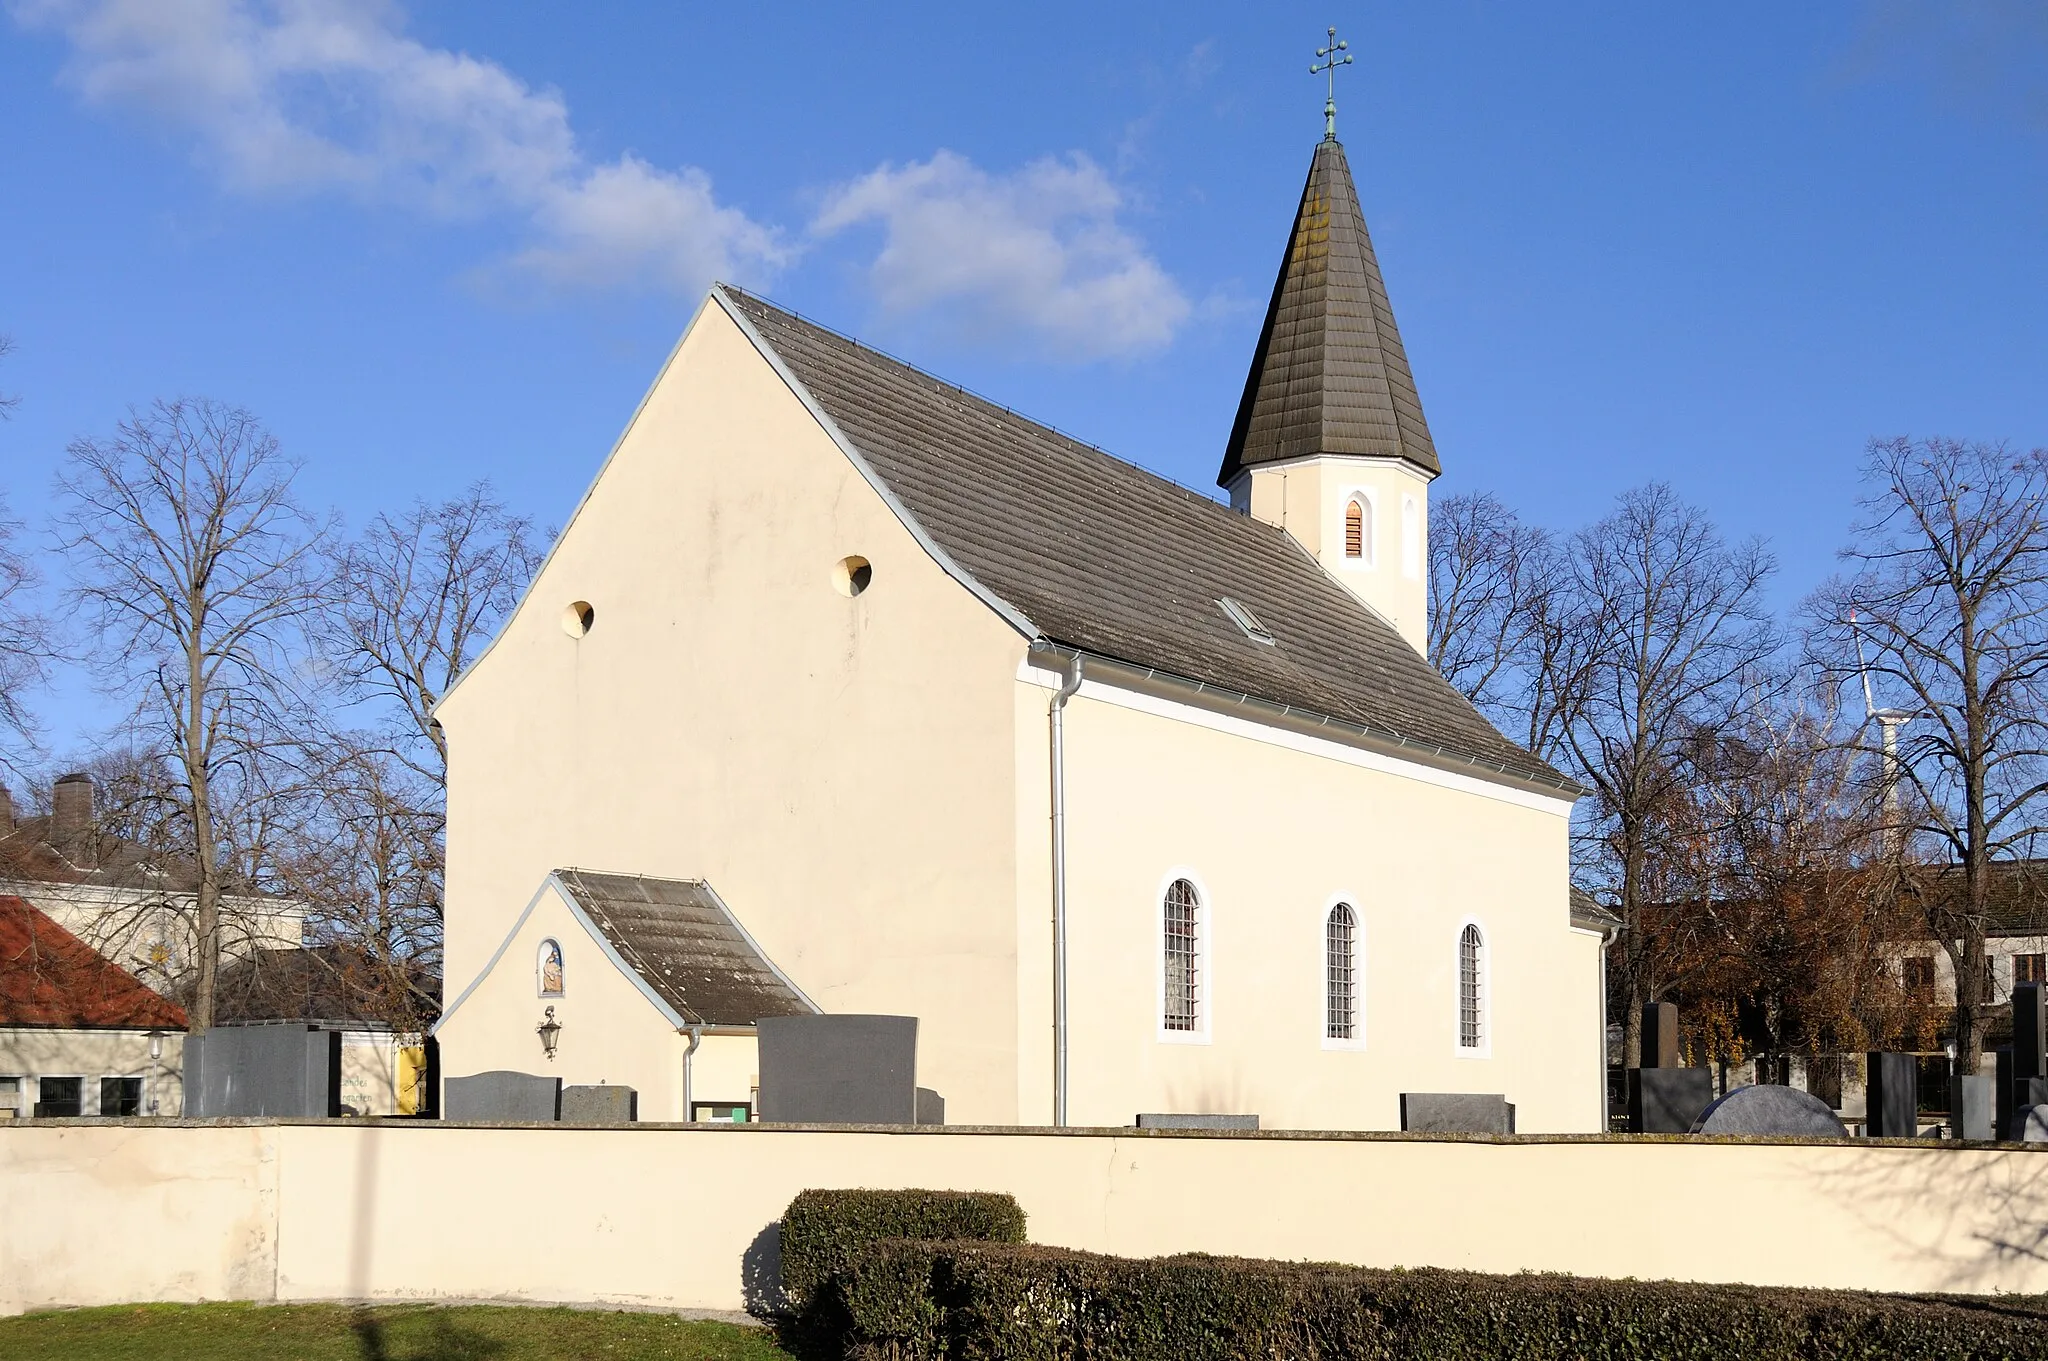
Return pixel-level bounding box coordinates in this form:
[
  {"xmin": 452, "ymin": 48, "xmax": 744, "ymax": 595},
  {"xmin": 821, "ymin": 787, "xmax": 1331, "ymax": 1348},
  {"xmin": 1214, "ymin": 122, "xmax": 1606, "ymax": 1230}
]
[
  {"xmin": 1162, "ymin": 879, "xmax": 1201, "ymax": 1032},
  {"xmin": 1458, "ymin": 924, "xmax": 1486, "ymax": 1050},
  {"xmin": 1344, "ymin": 499, "xmax": 1366, "ymax": 559},
  {"xmin": 1325, "ymin": 903, "xmax": 1357, "ymax": 1040}
]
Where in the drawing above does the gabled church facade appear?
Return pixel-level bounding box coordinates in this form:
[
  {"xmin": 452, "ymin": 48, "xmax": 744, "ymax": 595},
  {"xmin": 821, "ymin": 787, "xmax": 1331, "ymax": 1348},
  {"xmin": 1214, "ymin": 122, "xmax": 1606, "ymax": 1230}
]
[{"xmin": 433, "ymin": 131, "xmax": 1607, "ymax": 1131}]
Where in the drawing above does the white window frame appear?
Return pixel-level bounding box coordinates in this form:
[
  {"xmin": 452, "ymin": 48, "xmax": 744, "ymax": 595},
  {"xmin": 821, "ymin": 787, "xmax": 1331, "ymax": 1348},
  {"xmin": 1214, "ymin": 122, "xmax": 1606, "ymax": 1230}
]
[
  {"xmin": 1337, "ymin": 487, "xmax": 1377, "ymax": 570},
  {"xmin": 1401, "ymin": 495, "xmax": 1423, "ymax": 579},
  {"xmin": 1156, "ymin": 867, "xmax": 1213, "ymax": 1045},
  {"xmin": 1321, "ymin": 894, "xmax": 1366, "ymax": 1051},
  {"xmin": 35, "ymin": 1073, "xmax": 89, "ymax": 1118},
  {"xmin": 1454, "ymin": 918, "xmax": 1491, "ymax": 1059}
]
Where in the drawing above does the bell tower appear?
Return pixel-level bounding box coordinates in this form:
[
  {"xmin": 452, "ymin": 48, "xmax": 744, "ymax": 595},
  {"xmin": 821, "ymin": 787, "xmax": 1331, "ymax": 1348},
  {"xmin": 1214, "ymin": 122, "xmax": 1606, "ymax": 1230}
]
[{"xmin": 1219, "ymin": 59, "xmax": 1439, "ymax": 655}]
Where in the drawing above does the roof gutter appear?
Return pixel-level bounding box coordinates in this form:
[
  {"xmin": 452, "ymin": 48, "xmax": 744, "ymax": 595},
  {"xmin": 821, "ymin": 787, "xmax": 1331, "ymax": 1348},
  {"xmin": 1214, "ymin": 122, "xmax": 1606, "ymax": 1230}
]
[{"xmin": 1027, "ymin": 643, "xmax": 1585, "ymax": 804}]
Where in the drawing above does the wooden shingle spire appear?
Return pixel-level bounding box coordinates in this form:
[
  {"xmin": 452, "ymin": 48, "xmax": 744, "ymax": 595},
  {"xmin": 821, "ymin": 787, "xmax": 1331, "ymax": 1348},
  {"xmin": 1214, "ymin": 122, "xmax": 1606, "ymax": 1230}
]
[{"xmin": 1218, "ymin": 137, "xmax": 1439, "ymax": 488}]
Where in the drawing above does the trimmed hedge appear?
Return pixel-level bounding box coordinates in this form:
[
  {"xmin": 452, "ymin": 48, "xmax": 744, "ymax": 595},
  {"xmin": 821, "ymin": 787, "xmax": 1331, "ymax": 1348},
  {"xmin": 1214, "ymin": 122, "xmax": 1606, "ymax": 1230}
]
[
  {"xmin": 778, "ymin": 1189, "xmax": 1027, "ymax": 1309},
  {"xmin": 817, "ymin": 1239, "xmax": 2048, "ymax": 1360}
]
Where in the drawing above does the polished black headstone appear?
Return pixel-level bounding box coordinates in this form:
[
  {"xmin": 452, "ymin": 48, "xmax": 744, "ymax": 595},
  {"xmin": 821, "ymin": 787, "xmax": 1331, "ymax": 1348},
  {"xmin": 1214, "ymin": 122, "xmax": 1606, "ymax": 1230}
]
[
  {"xmin": 444, "ymin": 1070, "xmax": 562, "ymax": 1122},
  {"xmin": 1627, "ymin": 1067, "xmax": 1712, "ymax": 1133},
  {"xmin": 1866, "ymin": 1052, "xmax": 1920, "ymax": 1138},
  {"xmin": 185, "ymin": 1024, "xmax": 342, "ymax": 1118},
  {"xmin": 1997, "ymin": 1047, "xmax": 2016, "ymax": 1143},
  {"xmin": 2017, "ymin": 982, "xmax": 2047, "ymax": 1080},
  {"xmin": 1954, "ymin": 1073, "xmax": 1995, "ymax": 1141}
]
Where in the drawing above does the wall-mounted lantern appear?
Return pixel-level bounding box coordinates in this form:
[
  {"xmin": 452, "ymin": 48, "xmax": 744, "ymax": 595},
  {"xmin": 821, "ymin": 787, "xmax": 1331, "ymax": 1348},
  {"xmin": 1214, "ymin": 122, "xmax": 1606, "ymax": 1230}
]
[{"xmin": 537, "ymin": 1005, "xmax": 562, "ymax": 1061}]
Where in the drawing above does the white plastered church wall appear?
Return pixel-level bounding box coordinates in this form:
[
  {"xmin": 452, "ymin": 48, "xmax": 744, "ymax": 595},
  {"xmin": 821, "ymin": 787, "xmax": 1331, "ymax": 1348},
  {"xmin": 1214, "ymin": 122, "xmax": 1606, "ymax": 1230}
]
[{"xmin": 434, "ymin": 299, "xmax": 1028, "ymax": 1122}]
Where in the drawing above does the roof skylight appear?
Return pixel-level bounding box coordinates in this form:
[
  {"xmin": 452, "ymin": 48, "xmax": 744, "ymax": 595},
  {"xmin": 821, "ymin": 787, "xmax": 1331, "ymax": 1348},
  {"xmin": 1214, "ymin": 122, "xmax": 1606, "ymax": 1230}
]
[{"xmin": 1218, "ymin": 597, "xmax": 1276, "ymax": 646}]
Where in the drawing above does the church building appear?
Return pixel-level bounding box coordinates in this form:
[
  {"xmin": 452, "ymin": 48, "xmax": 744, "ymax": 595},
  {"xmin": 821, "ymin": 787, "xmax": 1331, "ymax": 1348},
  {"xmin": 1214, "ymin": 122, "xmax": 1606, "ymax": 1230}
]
[{"xmin": 431, "ymin": 125, "xmax": 1608, "ymax": 1132}]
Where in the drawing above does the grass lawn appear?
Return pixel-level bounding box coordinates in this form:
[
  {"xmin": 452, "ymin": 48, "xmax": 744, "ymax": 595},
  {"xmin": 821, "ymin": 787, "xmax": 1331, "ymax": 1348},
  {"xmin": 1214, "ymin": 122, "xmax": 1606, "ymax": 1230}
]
[{"xmin": 0, "ymin": 1301, "xmax": 796, "ymax": 1361}]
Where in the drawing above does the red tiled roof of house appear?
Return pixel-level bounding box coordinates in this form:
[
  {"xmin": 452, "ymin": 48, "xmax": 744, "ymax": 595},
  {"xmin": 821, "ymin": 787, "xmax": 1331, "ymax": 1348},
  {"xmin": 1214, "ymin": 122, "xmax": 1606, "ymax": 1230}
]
[{"xmin": 0, "ymin": 894, "xmax": 188, "ymax": 1029}]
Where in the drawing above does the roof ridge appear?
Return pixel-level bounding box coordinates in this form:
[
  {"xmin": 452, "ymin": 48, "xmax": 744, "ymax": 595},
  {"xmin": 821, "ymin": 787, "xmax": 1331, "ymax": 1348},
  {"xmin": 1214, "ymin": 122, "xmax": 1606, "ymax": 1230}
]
[{"xmin": 717, "ymin": 285, "xmax": 1238, "ymax": 517}]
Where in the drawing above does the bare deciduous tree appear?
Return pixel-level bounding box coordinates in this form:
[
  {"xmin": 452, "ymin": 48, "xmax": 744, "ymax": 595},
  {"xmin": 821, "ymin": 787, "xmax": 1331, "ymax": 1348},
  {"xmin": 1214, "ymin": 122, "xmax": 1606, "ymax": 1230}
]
[
  {"xmin": 54, "ymin": 398, "xmax": 330, "ymax": 1032},
  {"xmin": 0, "ymin": 494, "xmax": 52, "ymax": 775},
  {"xmin": 1808, "ymin": 436, "xmax": 2048, "ymax": 1076},
  {"xmin": 329, "ymin": 484, "xmax": 543, "ymax": 781},
  {"xmin": 0, "ymin": 334, "xmax": 19, "ymax": 419},
  {"xmin": 1428, "ymin": 491, "xmax": 1562, "ymax": 745},
  {"xmin": 1550, "ymin": 483, "xmax": 1779, "ymax": 1066}
]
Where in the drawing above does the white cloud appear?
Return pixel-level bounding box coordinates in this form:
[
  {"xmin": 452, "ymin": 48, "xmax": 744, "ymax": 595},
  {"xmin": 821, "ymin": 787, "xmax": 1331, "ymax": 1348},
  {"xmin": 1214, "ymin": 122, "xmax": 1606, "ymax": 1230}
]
[
  {"xmin": 10, "ymin": 0, "xmax": 785, "ymax": 293},
  {"xmin": 813, "ymin": 150, "xmax": 1191, "ymax": 360}
]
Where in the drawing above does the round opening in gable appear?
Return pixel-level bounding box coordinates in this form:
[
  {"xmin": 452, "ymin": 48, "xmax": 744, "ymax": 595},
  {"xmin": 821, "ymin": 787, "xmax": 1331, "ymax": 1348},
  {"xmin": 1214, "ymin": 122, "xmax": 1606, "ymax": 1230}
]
[
  {"xmin": 562, "ymin": 601, "xmax": 595, "ymax": 637},
  {"xmin": 832, "ymin": 556, "xmax": 873, "ymax": 598}
]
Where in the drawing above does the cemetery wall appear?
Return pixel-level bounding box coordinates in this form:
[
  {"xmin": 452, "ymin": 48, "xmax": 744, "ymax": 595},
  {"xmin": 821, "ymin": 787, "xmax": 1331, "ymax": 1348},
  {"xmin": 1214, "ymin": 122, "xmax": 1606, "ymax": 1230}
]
[{"xmin": 5, "ymin": 1119, "xmax": 2048, "ymax": 1317}]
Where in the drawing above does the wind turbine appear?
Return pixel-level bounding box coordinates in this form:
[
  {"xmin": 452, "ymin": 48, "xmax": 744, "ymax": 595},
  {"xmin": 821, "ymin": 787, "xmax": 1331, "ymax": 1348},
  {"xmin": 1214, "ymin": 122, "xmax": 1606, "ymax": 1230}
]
[{"xmin": 1852, "ymin": 609, "xmax": 1915, "ymax": 847}]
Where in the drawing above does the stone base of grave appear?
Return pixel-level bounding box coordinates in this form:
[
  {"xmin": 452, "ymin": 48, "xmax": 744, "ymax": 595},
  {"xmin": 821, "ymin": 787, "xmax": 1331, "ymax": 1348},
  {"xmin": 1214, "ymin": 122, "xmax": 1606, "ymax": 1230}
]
[{"xmin": 1627, "ymin": 1067, "xmax": 1712, "ymax": 1133}]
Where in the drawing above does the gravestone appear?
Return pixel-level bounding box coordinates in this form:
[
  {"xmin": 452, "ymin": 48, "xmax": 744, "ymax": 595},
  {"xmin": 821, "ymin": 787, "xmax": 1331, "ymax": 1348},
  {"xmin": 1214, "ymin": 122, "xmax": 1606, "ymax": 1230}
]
[
  {"xmin": 1627, "ymin": 1067, "xmax": 1713, "ymax": 1134},
  {"xmin": 185, "ymin": 1024, "xmax": 342, "ymax": 1118},
  {"xmin": 1688, "ymin": 1084, "xmax": 1849, "ymax": 1138},
  {"xmin": 2017, "ymin": 982, "xmax": 2047, "ymax": 1080},
  {"xmin": 560, "ymin": 1084, "xmax": 636, "ymax": 1124},
  {"xmin": 1642, "ymin": 1003, "xmax": 1682, "ymax": 1068},
  {"xmin": 1865, "ymin": 1052, "xmax": 1920, "ymax": 1138},
  {"xmin": 2013, "ymin": 1105, "xmax": 2048, "ymax": 1141},
  {"xmin": 914, "ymin": 1087, "xmax": 945, "ymax": 1125},
  {"xmin": 1953, "ymin": 1073, "xmax": 1995, "ymax": 1141},
  {"xmin": 1998, "ymin": 1047, "xmax": 2016, "ymax": 1144},
  {"xmin": 443, "ymin": 1070, "xmax": 562, "ymax": 1122},
  {"xmin": 757, "ymin": 1015, "xmax": 918, "ymax": 1124},
  {"xmin": 1400, "ymin": 1093, "xmax": 1513, "ymax": 1134},
  {"xmin": 1136, "ymin": 1112, "xmax": 1259, "ymax": 1130}
]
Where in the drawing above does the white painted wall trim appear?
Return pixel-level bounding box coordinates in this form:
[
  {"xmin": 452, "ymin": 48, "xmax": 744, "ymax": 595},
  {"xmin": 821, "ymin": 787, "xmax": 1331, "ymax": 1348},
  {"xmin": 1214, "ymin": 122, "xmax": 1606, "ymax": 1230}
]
[{"xmin": 1017, "ymin": 658, "xmax": 1574, "ymax": 816}]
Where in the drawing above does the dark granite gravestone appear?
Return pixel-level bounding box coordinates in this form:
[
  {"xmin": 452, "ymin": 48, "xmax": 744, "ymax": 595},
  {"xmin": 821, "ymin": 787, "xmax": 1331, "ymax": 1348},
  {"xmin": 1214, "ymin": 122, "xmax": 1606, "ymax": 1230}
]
[
  {"xmin": 1642, "ymin": 1003, "xmax": 1682, "ymax": 1068},
  {"xmin": 1998, "ymin": 1047, "xmax": 2016, "ymax": 1145},
  {"xmin": 914, "ymin": 1087, "xmax": 945, "ymax": 1125},
  {"xmin": 1688, "ymin": 1084, "xmax": 1849, "ymax": 1138},
  {"xmin": 560, "ymin": 1084, "xmax": 636, "ymax": 1124},
  {"xmin": 2015, "ymin": 1105, "xmax": 2048, "ymax": 1142},
  {"xmin": 1627, "ymin": 1067, "xmax": 1713, "ymax": 1133},
  {"xmin": 184, "ymin": 1024, "xmax": 342, "ymax": 1118},
  {"xmin": 2017, "ymin": 982, "xmax": 2047, "ymax": 1081},
  {"xmin": 443, "ymin": 1070, "xmax": 562, "ymax": 1122},
  {"xmin": 1953, "ymin": 1073, "xmax": 1995, "ymax": 1141},
  {"xmin": 756, "ymin": 1015, "xmax": 918, "ymax": 1124},
  {"xmin": 1865, "ymin": 1052, "xmax": 1920, "ymax": 1138},
  {"xmin": 1136, "ymin": 1113, "xmax": 1260, "ymax": 1130},
  {"xmin": 1400, "ymin": 1093, "xmax": 1513, "ymax": 1134}
]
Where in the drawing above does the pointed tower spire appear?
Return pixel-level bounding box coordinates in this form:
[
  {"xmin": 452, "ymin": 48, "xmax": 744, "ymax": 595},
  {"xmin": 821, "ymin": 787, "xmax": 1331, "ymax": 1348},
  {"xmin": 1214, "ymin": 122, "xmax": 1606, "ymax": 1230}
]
[{"xmin": 1217, "ymin": 136, "xmax": 1439, "ymax": 491}]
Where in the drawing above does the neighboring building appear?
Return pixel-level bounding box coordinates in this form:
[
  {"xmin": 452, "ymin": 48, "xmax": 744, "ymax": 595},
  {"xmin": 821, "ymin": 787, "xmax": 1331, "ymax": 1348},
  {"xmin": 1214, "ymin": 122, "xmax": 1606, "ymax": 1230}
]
[
  {"xmin": 1886, "ymin": 862, "xmax": 2048, "ymax": 1015},
  {"xmin": 212, "ymin": 944, "xmax": 442, "ymax": 1117},
  {"xmin": 0, "ymin": 895, "xmax": 187, "ymax": 1118},
  {"xmin": 434, "ymin": 130, "xmax": 1603, "ymax": 1130},
  {"xmin": 0, "ymin": 774, "xmax": 305, "ymax": 993}
]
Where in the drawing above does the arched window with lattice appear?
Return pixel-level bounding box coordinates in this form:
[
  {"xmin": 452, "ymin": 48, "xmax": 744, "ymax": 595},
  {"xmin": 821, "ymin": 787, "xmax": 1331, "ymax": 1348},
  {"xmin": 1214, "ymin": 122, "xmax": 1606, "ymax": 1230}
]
[
  {"xmin": 1458, "ymin": 923, "xmax": 1486, "ymax": 1052},
  {"xmin": 1162, "ymin": 879, "xmax": 1202, "ymax": 1033},
  {"xmin": 1325, "ymin": 903, "xmax": 1358, "ymax": 1041},
  {"xmin": 1344, "ymin": 498, "xmax": 1368, "ymax": 560}
]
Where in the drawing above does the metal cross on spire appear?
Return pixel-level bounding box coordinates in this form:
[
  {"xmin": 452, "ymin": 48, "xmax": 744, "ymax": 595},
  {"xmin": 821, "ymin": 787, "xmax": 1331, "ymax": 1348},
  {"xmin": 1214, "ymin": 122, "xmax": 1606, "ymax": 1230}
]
[{"xmin": 1311, "ymin": 26, "xmax": 1353, "ymax": 140}]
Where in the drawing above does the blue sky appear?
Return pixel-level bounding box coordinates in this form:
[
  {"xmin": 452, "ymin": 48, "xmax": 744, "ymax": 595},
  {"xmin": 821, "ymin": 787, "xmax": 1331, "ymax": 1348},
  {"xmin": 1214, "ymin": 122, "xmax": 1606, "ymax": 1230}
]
[{"xmin": 2, "ymin": 2, "xmax": 2045, "ymax": 754}]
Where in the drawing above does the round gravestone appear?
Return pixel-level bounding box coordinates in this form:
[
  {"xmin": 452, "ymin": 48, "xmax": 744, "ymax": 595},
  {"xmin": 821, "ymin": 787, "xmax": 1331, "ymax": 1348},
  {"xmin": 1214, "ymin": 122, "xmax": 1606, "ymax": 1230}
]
[
  {"xmin": 1687, "ymin": 1085, "xmax": 1848, "ymax": 1138},
  {"xmin": 2015, "ymin": 1105, "xmax": 2048, "ymax": 1142}
]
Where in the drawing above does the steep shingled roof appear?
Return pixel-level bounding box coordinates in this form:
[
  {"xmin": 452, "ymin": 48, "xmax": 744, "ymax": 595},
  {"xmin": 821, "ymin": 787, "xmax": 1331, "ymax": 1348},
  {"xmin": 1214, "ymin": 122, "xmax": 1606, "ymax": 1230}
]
[
  {"xmin": 0, "ymin": 895, "xmax": 188, "ymax": 1030},
  {"xmin": 719, "ymin": 288, "xmax": 1567, "ymax": 793},
  {"xmin": 554, "ymin": 871, "xmax": 816, "ymax": 1028},
  {"xmin": 1219, "ymin": 137, "xmax": 1438, "ymax": 486}
]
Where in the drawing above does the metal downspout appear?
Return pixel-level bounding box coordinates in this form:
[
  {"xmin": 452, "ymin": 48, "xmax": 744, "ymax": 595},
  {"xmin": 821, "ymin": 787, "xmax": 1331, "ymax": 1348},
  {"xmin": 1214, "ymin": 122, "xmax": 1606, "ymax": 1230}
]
[
  {"xmin": 1599, "ymin": 922, "xmax": 1618, "ymax": 1132},
  {"xmin": 1050, "ymin": 653, "xmax": 1086, "ymax": 1127},
  {"xmin": 681, "ymin": 1025, "xmax": 703, "ymax": 1121}
]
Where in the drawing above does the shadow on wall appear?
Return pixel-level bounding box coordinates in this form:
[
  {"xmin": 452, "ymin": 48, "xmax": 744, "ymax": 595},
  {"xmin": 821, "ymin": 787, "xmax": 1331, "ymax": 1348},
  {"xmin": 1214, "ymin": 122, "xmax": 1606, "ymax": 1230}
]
[
  {"xmin": 1811, "ymin": 1142, "xmax": 2048, "ymax": 1293},
  {"xmin": 742, "ymin": 1220, "xmax": 785, "ymax": 1318}
]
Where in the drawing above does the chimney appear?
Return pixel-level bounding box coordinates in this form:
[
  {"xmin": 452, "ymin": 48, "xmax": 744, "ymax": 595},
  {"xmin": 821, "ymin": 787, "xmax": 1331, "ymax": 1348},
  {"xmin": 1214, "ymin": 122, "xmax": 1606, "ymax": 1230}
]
[{"xmin": 51, "ymin": 772, "xmax": 95, "ymax": 846}]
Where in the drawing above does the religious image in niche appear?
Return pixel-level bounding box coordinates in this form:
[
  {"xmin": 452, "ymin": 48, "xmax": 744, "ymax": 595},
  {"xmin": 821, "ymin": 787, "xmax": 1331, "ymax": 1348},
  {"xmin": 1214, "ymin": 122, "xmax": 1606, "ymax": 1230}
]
[{"xmin": 538, "ymin": 939, "xmax": 565, "ymax": 997}]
